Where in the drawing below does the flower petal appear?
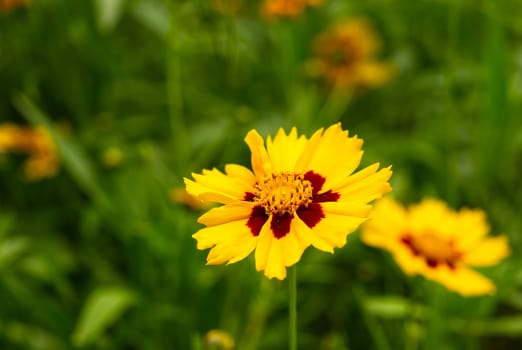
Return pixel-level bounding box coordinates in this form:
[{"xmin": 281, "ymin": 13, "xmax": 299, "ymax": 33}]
[
  {"xmin": 193, "ymin": 219, "xmax": 259, "ymax": 265},
  {"xmin": 356, "ymin": 62, "xmax": 393, "ymax": 87},
  {"xmin": 244, "ymin": 129, "xmax": 271, "ymax": 178},
  {"xmin": 333, "ymin": 164, "xmax": 392, "ymax": 202},
  {"xmin": 185, "ymin": 167, "xmax": 255, "ymax": 204},
  {"xmin": 299, "ymin": 208, "xmax": 366, "ymax": 253},
  {"xmin": 266, "ymin": 127, "xmax": 307, "ymax": 173},
  {"xmin": 462, "ymin": 235, "xmax": 510, "ymax": 267},
  {"xmin": 295, "ymin": 123, "xmax": 364, "ymax": 192},
  {"xmin": 255, "ymin": 216, "xmax": 310, "ymax": 279},
  {"xmin": 225, "ymin": 164, "xmax": 257, "ymax": 185},
  {"xmin": 452, "ymin": 209, "xmax": 490, "ymax": 249},
  {"xmin": 198, "ymin": 202, "xmax": 255, "ymax": 226},
  {"xmin": 320, "ymin": 201, "xmax": 372, "ymax": 217},
  {"xmin": 361, "ymin": 197, "xmax": 407, "ymax": 247},
  {"xmin": 425, "ymin": 266, "xmax": 496, "ymax": 296}
]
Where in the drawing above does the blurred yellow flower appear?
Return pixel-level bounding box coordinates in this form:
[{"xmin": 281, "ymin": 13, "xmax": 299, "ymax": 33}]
[
  {"xmin": 362, "ymin": 198, "xmax": 510, "ymax": 296},
  {"xmin": 261, "ymin": 0, "xmax": 324, "ymax": 19},
  {"xmin": 0, "ymin": 0, "xmax": 28, "ymax": 12},
  {"xmin": 309, "ymin": 18, "xmax": 392, "ymax": 89},
  {"xmin": 102, "ymin": 147, "xmax": 124, "ymax": 168},
  {"xmin": 0, "ymin": 123, "xmax": 59, "ymax": 181},
  {"xmin": 205, "ymin": 329, "xmax": 235, "ymax": 350},
  {"xmin": 168, "ymin": 187, "xmax": 212, "ymax": 211},
  {"xmin": 185, "ymin": 123, "xmax": 392, "ymax": 279}
]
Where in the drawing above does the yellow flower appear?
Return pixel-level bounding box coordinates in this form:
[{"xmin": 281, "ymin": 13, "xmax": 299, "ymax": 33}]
[
  {"xmin": 185, "ymin": 123, "xmax": 392, "ymax": 279},
  {"xmin": 261, "ymin": 0, "xmax": 324, "ymax": 19},
  {"xmin": 205, "ymin": 329, "xmax": 235, "ymax": 350},
  {"xmin": 362, "ymin": 198, "xmax": 510, "ymax": 296},
  {"xmin": 102, "ymin": 147, "xmax": 124, "ymax": 168},
  {"xmin": 309, "ymin": 18, "xmax": 392, "ymax": 89},
  {"xmin": 0, "ymin": 123, "xmax": 59, "ymax": 181},
  {"xmin": 0, "ymin": 123, "xmax": 20, "ymax": 152},
  {"xmin": 168, "ymin": 187, "xmax": 212, "ymax": 211}
]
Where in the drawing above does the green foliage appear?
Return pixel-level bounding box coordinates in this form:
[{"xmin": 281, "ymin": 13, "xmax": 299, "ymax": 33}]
[{"xmin": 1, "ymin": 0, "xmax": 522, "ymax": 349}]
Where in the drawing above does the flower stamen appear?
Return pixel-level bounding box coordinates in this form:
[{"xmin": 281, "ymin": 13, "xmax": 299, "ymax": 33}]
[{"xmin": 254, "ymin": 173, "xmax": 313, "ymax": 216}]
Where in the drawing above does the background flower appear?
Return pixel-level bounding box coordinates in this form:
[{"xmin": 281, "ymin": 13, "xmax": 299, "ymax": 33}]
[
  {"xmin": 309, "ymin": 18, "xmax": 393, "ymax": 89},
  {"xmin": 362, "ymin": 198, "xmax": 510, "ymax": 296},
  {"xmin": 261, "ymin": 0, "xmax": 325, "ymax": 19},
  {"xmin": 0, "ymin": 123, "xmax": 59, "ymax": 180}
]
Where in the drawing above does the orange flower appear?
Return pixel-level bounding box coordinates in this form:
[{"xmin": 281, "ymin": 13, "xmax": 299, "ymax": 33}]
[
  {"xmin": 0, "ymin": 0, "xmax": 28, "ymax": 12},
  {"xmin": 0, "ymin": 123, "xmax": 59, "ymax": 181},
  {"xmin": 309, "ymin": 18, "xmax": 392, "ymax": 89},
  {"xmin": 261, "ymin": 0, "xmax": 324, "ymax": 19}
]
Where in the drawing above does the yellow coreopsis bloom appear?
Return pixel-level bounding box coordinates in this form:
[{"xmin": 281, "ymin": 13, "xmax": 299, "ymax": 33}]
[
  {"xmin": 0, "ymin": 123, "xmax": 59, "ymax": 181},
  {"xmin": 205, "ymin": 329, "xmax": 235, "ymax": 350},
  {"xmin": 185, "ymin": 123, "xmax": 392, "ymax": 279},
  {"xmin": 309, "ymin": 18, "xmax": 392, "ymax": 89},
  {"xmin": 362, "ymin": 198, "xmax": 510, "ymax": 296},
  {"xmin": 261, "ymin": 0, "xmax": 324, "ymax": 19}
]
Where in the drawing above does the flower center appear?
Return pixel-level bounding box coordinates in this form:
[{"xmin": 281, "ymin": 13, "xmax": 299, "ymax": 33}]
[
  {"xmin": 414, "ymin": 234, "xmax": 455, "ymax": 261},
  {"xmin": 254, "ymin": 173, "xmax": 313, "ymax": 216},
  {"xmin": 402, "ymin": 232, "xmax": 460, "ymax": 268}
]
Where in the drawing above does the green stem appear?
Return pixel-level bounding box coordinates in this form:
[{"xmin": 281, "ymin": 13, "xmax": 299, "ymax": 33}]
[
  {"xmin": 288, "ymin": 265, "xmax": 297, "ymax": 350},
  {"xmin": 166, "ymin": 3, "xmax": 188, "ymax": 176}
]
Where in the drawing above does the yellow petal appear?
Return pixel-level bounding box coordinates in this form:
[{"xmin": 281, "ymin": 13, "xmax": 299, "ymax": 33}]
[
  {"xmin": 255, "ymin": 220, "xmax": 285, "ymax": 279},
  {"xmin": 207, "ymin": 235, "xmax": 258, "ymax": 265},
  {"xmin": 462, "ymin": 235, "xmax": 510, "ymax": 267},
  {"xmin": 364, "ymin": 197, "xmax": 407, "ymax": 235},
  {"xmin": 391, "ymin": 245, "xmax": 431, "ymax": 275},
  {"xmin": 244, "ymin": 129, "xmax": 271, "ymax": 178},
  {"xmin": 452, "ymin": 209, "xmax": 490, "ymax": 249},
  {"xmin": 295, "ymin": 123, "xmax": 364, "ymax": 191},
  {"xmin": 320, "ymin": 201, "xmax": 371, "ymax": 217},
  {"xmin": 185, "ymin": 167, "xmax": 254, "ymax": 204},
  {"xmin": 225, "ymin": 164, "xmax": 257, "ymax": 185},
  {"xmin": 192, "ymin": 219, "xmax": 259, "ymax": 265},
  {"xmin": 266, "ymin": 127, "xmax": 307, "ymax": 173},
  {"xmin": 425, "ymin": 266, "xmax": 496, "ymax": 296},
  {"xmin": 333, "ymin": 164, "xmax": 392, "ymax": 202},
  {"xmin": 198, "ymin": 202, "xmax": 255, "ymax": 226},
  {"xmin": 356, "ymin": 62, "xmax": 393, "ymax": 87},
  {"xmin": 254, "ymin": 216, "xmax": 310, "ymax": 280},
  {"xmin": 305, "ymin": 211, "xmax": 365, "ymax": 252},
  {"xmin": 408, "ymin": 199, "xmax": 455, "ymax": 237}
]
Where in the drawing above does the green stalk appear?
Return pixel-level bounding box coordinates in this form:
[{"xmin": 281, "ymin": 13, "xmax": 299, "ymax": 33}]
[
  {"xmin": 288, "ymin": 265, "xmax": 297, "ymax": 350},
  {"xmin": 166, "ymin": 3, "xmax": 188, "ymax": 176}
]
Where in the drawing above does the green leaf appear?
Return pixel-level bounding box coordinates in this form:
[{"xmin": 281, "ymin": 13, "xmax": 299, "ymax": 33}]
[
  {"xmin": 0, "ymin": 237, "xmax": 29, "ymax": 270},
  {"xmin": 72, "ymin": 287, "xmax": 137, "ymax": 347},
  {"xmin": 364, "ymin": 295, "xmax": 426, "ymax": 319},
  {"xmin": 471, "ymin": 315, "xmax": 522, "ymax": 337}
]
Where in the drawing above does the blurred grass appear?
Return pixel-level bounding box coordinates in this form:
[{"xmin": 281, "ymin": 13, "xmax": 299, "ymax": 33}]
[{"xmin": 1, "ymin": 0, "xmax": 522, "ymax": 349}]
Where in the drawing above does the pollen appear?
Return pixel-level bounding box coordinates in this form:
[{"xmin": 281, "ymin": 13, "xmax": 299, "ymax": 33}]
[{"xmin": 254, "ymin": 173, "xmax": 313, "ymax": 216}]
